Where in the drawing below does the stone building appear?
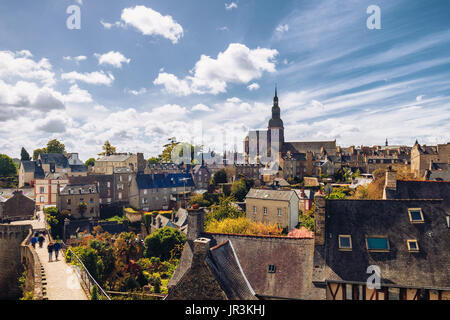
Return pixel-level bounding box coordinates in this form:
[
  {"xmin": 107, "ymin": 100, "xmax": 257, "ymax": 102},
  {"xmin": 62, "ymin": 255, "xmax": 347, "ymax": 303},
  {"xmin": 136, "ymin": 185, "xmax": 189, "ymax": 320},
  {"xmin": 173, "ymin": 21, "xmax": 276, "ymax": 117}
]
[
  {"xmin": 129, "ymin": 173, "xmax": 195, "ymax": 211},
  {"xmin": 94, "ymin": 153, "xmax": 146, "ymax": 175},
  {"xmin": 191, "ymin": 163, "xmax": 211, "ymax": 190},
  {"xmin": 113, "ymin": 167, "xmax": 135, "ymax": 203},
  {"xmin": 56, "ymin": 184, "xmax": 100, "ymax": 219},
  {"xmin": 313, "ymin": 193, "xmax": 450, "ymax": 300},
  {"xmin": 411, "ymin": 141, "xmax": 450, "ymax": 178},
  {"xmin": 245, "ymin": 188, "xmax": 299, "ymax": 231},
  {"xmin": 0, "ymin": 190, "xmax": 35, "ymax": 222},
  {"xmin": 34, "ymin": 173, "xmax": 69, "ymax": 211},
  {"xmin": 18, "ymin": 153, "xmax": 88, "ymax": 187}
]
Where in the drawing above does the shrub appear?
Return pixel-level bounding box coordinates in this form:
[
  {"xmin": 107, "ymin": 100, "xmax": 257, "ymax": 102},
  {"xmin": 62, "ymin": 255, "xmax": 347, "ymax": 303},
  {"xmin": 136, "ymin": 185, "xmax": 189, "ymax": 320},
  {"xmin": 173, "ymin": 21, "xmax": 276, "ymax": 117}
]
[
  {"xmin": 205, "ymin": 217, "xmax": 283, "ymax": 236},
  {"xmin": 144, "ymin": 227, "xmax": 186, "ymax": 261}
]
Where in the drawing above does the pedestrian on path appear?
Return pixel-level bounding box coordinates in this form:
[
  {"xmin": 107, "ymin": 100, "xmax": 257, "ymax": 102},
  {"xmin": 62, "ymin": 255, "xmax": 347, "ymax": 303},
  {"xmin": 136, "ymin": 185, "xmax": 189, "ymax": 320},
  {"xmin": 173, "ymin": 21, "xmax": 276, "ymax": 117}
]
[
  {"xmin": 47, "ymin": 242, "xmax": 54, "ymax": 262},
  {"xmin": 53, "ymin": 241, "xmax": 61, "ymax": 261},
  {"xmin": 30, "ymin": 236, "xmax": 37, "ymax": 249},
  {"xmin": 38, "ymin": 234, "xmax": 45, "ymax": 248}
]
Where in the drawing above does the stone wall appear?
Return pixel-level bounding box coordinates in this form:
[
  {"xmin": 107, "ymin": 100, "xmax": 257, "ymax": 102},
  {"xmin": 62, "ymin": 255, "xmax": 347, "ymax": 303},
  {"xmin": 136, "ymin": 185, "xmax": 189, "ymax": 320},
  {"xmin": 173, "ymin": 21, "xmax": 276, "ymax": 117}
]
[
  {"xmin": 0, "ymin": 224, "xmax": 32, "ymax": 299},
  {"xmin": 20, "ymin": 230, "xmax": 44, "ymax": 300}
]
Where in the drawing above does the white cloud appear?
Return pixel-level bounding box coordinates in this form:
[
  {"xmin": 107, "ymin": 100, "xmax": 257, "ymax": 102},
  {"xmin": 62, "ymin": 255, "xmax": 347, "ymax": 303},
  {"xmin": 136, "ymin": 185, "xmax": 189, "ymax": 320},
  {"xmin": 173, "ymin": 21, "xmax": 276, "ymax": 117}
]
[
  {"xmin": 154, "ymin": 43, "xmax": 278, "ymax": 95},
  {"xmin": 247, "ymin": 83, "xmax": 260, "ymax": 91},
  {"xmin": 117, "ymin": 5, "xmax": 184, "ymax": 44},
  {"xmin": 0, "ymin": 50, "xmax": 55, "ymax": 86},
  {"xmin": 311, "ymin": 100, "xmax": 324, "ymax": 108},
  {"xmin": 61, "ymin": 71, "xmax": 115, "ymax": 86},
  {"xmin": 63, "ymin": 55, "xmax": 87, "ymax": 63},
  {"xmin": 225, "ymin": 2, "xmax": 238, "ymax": 10},
  {"xmin": 218, "ymin": 26, "xmax": 229, "ymax": 32},
  {"xmin": 192, "ymin": 104, "xmax": 213, "ymax": 112},
  {"xmin": 416, "ymin": 95, "xmax": 424, "ymax": 102},
  {"xmin": 276, "ymin": 24, "xmax": 289, "ymax": 34},
  {"xmin": 126, "ymin": 88, "xmax": 147, "ymax": 96},
  {"xmin": 94, "ymin": 51, "xmax": 130, "ymax": 68},
  {"xmin": 63, "ymin": 84, "xmax": 93, "ymax": 104},
  {"xmin": 37, "ymin": 115, "xmax": 69, "ymax": 133}
]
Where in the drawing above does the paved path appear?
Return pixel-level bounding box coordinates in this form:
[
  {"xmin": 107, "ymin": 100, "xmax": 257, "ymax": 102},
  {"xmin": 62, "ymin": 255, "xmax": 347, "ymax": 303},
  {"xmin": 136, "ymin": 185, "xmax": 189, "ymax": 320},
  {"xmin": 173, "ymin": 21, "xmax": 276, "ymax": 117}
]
[
  {"xmin": 34, "ymin": 237, "xmax": 88, "ymax": 300},
  {"xmin": 14, "ymin": 211, "xmax": 87, "ymax": 300}
]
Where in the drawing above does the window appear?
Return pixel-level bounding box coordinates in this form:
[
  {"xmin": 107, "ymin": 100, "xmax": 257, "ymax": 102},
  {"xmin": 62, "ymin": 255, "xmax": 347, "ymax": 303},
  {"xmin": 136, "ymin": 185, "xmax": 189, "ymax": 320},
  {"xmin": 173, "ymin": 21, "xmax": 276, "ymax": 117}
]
[
  {"xmin": 107, "ymin": 182, "xmax": 111, "ymax": 188},
  {"xmin": 263, "ymin": 207, "xmax": 267, "ymax": 215},
  {"xmin": 253, "ymin": 206, "xmax": 257, "ymax": 214},
  {"xmin": 268, "ymin": 264, "xmax": 276, "ymax": 273},
  {"xmin": 407, "ymin": 240, "xmax": 419, "ymax": 252},
  {"xmin": 39, "ymin": 196, "xmax": 45, "ymax": 202},
  {"xmin": 144, "ymin": 190, "xmax": 147, "ymax": 195},
  {"xmin": 90, "ymin": 207, "xmax": 94, "ymax": 213},
  {"xmin": 128, "ymin": 175, "xmax": 132, "ymax": 182},
  {"xmin": 277, "ymin": 208, "xmax": 282, "ymax": 216},
  {"xmin": 408, "ymin": 208, "xmax": 424, "ymax": 223},
  {"xmin": 90, "ymin": 198, "xmax": 94, "ymax": 204},
  {"xmin": 118, "ymin": 192, "xmax": 122, "ymax": 200},
  {"xmin": 119, "ymin": 175, "xmax": 123, "ymax": 182},
  {"xmin": 338, "ymin": 235, "xmax": 352, "ymax": 251},
  {"xmin": 40, "ymin": 187, "xmax": 45, "ymax": 193},
  {"xmin": 366, "ymin": 236, "xmax": 390, "ymax": 252},
  {"xmin": 67, "ymin": 199, "xmax": 71, "ymax": 205}
]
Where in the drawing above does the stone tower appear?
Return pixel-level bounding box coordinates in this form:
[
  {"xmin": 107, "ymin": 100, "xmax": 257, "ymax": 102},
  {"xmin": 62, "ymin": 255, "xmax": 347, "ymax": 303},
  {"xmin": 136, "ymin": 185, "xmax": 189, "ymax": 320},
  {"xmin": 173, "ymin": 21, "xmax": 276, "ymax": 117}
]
[{"xmin": 267, "ymin": 86, "xmax": 284, "ymax": 158}]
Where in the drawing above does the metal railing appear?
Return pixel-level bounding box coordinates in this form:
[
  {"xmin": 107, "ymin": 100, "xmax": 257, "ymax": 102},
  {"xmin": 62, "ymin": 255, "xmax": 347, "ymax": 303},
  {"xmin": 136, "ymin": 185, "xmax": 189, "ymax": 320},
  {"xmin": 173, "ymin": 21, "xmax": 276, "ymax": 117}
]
[{"xmin": 65, "ymin": 246, "xmax": 111, "ymax": 300}]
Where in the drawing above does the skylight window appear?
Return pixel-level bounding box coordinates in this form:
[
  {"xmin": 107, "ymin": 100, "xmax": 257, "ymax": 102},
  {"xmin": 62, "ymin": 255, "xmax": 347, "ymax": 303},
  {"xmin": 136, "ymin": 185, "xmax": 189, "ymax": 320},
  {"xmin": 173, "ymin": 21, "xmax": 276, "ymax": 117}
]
[
  {"xmin": 338, "ymin": 235, "xmax": 352, "ymax": 251},
  {"xmin": 407, "ymin": 240, "xmax": 419, "ymax": 252},
  {"xmin": 366, "ymin": 236, "xmax": 390, "ymax": 252},
  {"xmin": 408, "ymin": 208, "xmax": 424, "ymax": 223}
]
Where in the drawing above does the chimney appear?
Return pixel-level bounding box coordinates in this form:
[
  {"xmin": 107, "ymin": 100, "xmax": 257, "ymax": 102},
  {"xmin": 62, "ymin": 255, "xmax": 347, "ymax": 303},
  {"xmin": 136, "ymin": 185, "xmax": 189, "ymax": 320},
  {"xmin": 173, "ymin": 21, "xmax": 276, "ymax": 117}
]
[
  {"xmin": 187, "ymin": 208, "xmax": 204, "ymax": 241},
  {"xmin": 314, "ymin": 191, "xmax": 326, "ymax": 246},
  {"xmin": 192, "ymin": 237, "xmax": 211, "ymax": 266},
  {"xmin": 383, "ymin": 167, "xmax": 397, "ymax": 199}
]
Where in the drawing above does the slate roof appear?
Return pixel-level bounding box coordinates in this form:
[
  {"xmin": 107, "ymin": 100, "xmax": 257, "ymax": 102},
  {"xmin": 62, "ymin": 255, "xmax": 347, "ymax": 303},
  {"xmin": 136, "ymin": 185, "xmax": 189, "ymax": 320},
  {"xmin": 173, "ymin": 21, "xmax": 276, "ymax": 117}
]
[
  {"xmin": 96, "ymin": 154, "xmax": 131, "ymax": 162},
  {"xmin": 390, "ymin": 180, "xmax": 450, "ymax": 201},
  {"xmin": 206, "ymin": 240, "xmax": 257, "ymax": 300},
  {"xmin": 136, "ymin": 173, "xmax": 195, "ymax": 189},
  {"xmin": 430, "ymin": 163, "xmax": 449, "ymax": 171},
  {"xmin": 60, "ymin": 184, "xmax": 98, "ymax": 195},
  {"xmin": 39, "ymin": 153, "xmax": 69, "ymax": 168},
  {"xmin": 283, "ymin": 141, "xmax": 336, "ymax": 155},
  {"xmin": 173, "ymin": 208, "xmax": 188, "ymax": 228},
  {"xmin": 21, "ymin": 161, "xmax": 45, "ymax": 178},
  {"xmin": 316, "ymin": 199, "xmax": 450, "ymax": 289},
  {"xmin": 69, "ymin": 164, "xmax": 88, "ymax": 173},
  {"xmin": 293, "ymin": 189, "xmax": 313, "ymax": 200},
  {"xmin": 427, "ymin": 171, "xmax": 450, "ymax": 182},
  {"xmin": 245, "ymin": 188, "xmax": 297, "ymax": 201}
]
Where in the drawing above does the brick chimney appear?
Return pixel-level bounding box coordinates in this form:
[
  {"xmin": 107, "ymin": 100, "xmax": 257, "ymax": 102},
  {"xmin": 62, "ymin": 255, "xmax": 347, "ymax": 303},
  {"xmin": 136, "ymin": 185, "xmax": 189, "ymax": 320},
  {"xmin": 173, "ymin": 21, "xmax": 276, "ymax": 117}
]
[
  {"xmin": 187, "ymin": 208, "xmax": 204, "ymax": 241},
  {"xmin": 314, "ymin": 191, "xmax": 326, "ymax": 246}
]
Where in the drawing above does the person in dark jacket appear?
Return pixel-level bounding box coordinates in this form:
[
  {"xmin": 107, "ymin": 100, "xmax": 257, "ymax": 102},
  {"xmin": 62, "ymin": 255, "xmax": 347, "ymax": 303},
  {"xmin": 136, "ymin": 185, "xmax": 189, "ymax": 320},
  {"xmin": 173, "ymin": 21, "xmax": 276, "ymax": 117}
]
[
  {"xmin": 38, "ymin": 234, "xmax": 45, "ymax": 248},
  {"xmin": 53, "ymin": 241, "xmax": 61, "ymax": 261},
  {"xmin": 30, "ymin": 236, "xmax": 37, "ymax": 249},
  {"xmin": 47, "ymin": 242, "xmax": 54, "ymax": 262}
]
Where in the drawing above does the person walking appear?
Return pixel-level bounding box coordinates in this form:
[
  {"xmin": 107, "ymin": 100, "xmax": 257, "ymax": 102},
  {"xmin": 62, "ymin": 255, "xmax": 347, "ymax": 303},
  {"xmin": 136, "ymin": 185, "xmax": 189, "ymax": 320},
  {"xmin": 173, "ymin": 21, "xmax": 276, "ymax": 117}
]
[
  {"xmin": 38, "ymin": 234, "xmax": 45, "ymax": 248},
  {"xmin": 53, "ymin": 241, "xmax": 61, "ymax": 261},
  {"xmin": 47, "ymin": 242, "xmax": 54, "ymax": 262},
  {"xmin": 30, "ymin": 235, "xmax": 37, "ymax": 249}
]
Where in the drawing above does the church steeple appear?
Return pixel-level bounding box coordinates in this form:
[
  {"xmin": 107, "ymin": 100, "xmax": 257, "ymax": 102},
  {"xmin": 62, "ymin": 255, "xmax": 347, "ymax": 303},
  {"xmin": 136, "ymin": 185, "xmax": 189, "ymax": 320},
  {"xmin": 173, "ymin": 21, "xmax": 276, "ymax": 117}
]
[{"xmin": 268, "ymin": 85, "xmax": 283, "ymax": 129}]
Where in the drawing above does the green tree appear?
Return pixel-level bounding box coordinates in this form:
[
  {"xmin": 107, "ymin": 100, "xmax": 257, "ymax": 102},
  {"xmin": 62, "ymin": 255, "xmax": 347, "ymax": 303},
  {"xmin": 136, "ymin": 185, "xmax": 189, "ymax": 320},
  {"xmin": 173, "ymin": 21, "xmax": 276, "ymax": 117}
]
[
  {"xmin": 85, "ymin": 158, "xmax": 96, "ymax": 167},
  {"xmin": 230, "ymin": 178, "xmax": 248, "ymax": 202},
  {"xmin": 147, "ymin": 157, "xmax": 160, "ymax": 164},
  {"xmin": 46, "ymin": 139, "xmax": 66, "ymax": 154},
  {"xmin": 212, "ymin": 169, "xmax": 227, "ymax": 185},
  {"xmin": 160, "ymin": 137, "xmax": 179, "ymax": 163},
  {"xmin": 33, "ymin": 148, "xmax": 46, "ymax": 160},
  {"xmin": 207, "ymin": 195, "xmax": 244, "ymax": 223},
  {"xmin": 90, "ymin": 286, "xmax": 100, "ymax": 300},
  {"xmin": 98, "ymin": 140, "xmax": 116, "ymax": 157},
  {"xmin": 45, "ymin": 207, "xmax": 68, "ymax": 240},
  {"xmin": 0, "ymin": 154, "xmax": 17, "ymax": 177},
  {"xmin": 144, "ymin": 227, "xmax": 186, "ymax": 261},
  {"xmin": 142, "ymin": 213, "xmax": 153, "ymax": 234},
  {"xmin": 20, "ymin": 147, "xmax": 31, "ymax": 161},
  {"xmin": 78, "ymin": 202, "xmax": 88, "ymax": 218}
]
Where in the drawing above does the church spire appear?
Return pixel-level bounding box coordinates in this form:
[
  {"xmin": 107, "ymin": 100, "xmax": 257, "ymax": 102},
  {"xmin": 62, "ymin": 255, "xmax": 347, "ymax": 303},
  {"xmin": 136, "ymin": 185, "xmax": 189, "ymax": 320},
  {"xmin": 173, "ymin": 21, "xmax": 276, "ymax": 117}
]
[{"xmin": 273, "ymin": 84, "xmax": 278, "ymax": 107}]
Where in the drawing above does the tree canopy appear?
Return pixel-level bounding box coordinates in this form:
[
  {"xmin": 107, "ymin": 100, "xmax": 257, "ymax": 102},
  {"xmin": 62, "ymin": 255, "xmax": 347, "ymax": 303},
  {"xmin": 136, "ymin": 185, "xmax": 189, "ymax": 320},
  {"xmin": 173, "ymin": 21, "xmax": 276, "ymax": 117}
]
[
  {"xmin": 32, "ymin": 139, "xmax": 66, "ymax": 160},
  {"xmin": 98, "ymin": 141, "xmax": 116, "ymax": 157},
  {"xmin": 85, "ymin": 158, "xmax": 96, "ymax": 167},
  {"xmin": 144, "ymin": 227, "xmax": 186, "ymax": 261},
  {"xmin": 0, "ymin": 154, "xmax": 17, "ymax": 177},
  {"xmin": 212, "ymin": 169, "xmax": 227, "ymax": 185}
]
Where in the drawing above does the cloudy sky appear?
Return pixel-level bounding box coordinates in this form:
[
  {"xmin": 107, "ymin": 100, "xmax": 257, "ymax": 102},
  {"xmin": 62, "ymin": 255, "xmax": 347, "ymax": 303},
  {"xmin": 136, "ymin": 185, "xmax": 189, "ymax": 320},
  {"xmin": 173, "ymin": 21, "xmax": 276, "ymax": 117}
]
[{"xmin": 0, "ymin": 0, "xmax": 449, "ymax": 161}]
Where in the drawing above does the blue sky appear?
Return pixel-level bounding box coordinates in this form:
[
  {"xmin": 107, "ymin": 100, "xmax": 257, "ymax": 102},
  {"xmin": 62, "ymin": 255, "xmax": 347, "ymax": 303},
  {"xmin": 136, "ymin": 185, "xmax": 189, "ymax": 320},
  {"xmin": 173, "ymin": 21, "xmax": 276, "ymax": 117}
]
[{"xmin": 0, "ymin": 0, "xmax": 449, "ymax": 160}]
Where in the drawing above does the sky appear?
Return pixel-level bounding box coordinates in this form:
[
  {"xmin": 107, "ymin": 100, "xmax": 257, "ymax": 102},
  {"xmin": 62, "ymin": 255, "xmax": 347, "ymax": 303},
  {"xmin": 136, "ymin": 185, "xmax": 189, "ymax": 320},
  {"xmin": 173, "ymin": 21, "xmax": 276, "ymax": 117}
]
[{"xmin": 0, "ymin": 0, "xmax": 449, "ymax": 161}]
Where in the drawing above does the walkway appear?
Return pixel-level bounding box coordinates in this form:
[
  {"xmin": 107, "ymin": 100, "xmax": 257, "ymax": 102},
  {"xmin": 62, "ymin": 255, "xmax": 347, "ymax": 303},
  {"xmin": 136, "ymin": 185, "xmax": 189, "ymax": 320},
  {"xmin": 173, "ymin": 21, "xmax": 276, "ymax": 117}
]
[
  {"xmin": 34, "ymin": 237, "xmax": 87, "ymax": 300},
  {"xmin": 14, "ymin": 211, "xmax": 87, "ymax": 300}
]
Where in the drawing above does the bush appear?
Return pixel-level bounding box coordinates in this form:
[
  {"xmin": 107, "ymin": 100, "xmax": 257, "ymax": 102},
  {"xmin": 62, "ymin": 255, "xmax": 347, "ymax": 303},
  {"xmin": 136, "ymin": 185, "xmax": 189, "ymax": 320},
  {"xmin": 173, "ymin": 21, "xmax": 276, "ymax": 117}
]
[
  {"xmin": 144, "ymin": 227, "xmax": 186, "ymax": 261},
  {"xmin": 205, "ymin": 217, "xmax": 283, "ymax": 236}
]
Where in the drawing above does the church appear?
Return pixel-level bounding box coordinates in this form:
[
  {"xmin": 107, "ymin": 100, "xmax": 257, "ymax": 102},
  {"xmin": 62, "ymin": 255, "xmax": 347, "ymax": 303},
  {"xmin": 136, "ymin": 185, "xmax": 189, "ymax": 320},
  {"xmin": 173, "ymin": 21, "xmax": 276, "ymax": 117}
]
[{"xmin": 243, "ymin": 87, "xmax": 337, "ymax": 178}]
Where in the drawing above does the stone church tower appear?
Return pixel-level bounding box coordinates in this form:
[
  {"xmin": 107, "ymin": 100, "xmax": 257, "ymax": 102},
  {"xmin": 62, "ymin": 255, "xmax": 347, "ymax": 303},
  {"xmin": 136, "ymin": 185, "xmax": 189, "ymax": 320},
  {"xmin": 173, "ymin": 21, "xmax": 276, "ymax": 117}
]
[{"xmin": 267, "ymin": 86, "xmax": 284, "ymax": 157}]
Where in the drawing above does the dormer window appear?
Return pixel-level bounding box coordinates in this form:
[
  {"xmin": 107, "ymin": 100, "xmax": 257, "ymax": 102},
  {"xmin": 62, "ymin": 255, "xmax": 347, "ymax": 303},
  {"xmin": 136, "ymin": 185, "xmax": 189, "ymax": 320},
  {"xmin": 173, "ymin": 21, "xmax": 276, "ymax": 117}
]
[
  {"xmin": 408, "ymin": 208, "xmax": 424, "ymax": 223},
  {"xmin": 407, "ymin": 239, "xmax": 419, "ymax": 252},
  {"xmin": 268, "ymin": 264, "xmax": 276, "ymax": 273},
  {"xmin": 338, "ymin": 235, "xmax": 352, "ymax": 251},
  {"xmin": 366, "ymin": 236, "xmax": 390, "ymax": 252}
]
